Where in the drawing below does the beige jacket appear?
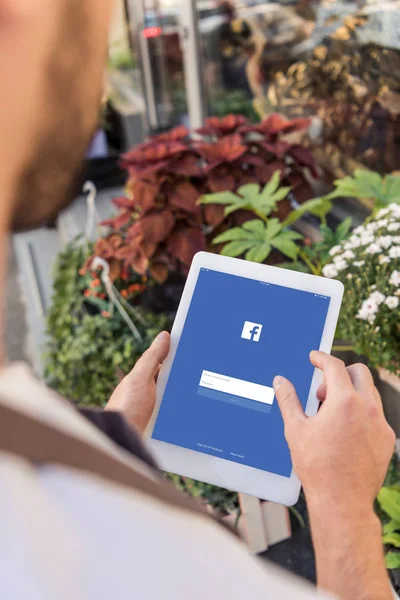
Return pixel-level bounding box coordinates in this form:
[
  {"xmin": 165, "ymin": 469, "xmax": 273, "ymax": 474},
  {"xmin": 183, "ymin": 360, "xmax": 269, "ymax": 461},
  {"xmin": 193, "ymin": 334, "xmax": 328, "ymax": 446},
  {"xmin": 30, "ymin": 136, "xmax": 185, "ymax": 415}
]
[{"xmin": 0, "ymin": 364, "xmax": 334, "ymax": 599}]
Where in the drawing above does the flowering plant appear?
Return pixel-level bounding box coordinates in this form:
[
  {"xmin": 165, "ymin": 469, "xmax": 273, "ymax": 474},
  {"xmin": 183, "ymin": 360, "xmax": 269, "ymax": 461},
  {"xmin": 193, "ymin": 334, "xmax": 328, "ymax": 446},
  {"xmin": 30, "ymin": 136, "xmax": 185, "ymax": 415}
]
[{"xmin": 322, "ymin": 204, "xmax": 400, "ymax": 374}]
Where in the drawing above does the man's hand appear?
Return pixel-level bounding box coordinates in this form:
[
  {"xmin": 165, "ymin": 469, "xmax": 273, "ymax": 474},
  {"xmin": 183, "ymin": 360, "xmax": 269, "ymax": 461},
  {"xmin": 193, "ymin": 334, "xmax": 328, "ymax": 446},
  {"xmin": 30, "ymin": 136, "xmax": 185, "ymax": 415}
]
[
  {"xmin": 273, "ymin": 352, "xmax": 395, "ymax": 600},
  {"xmin": 105, "ymin": 331, "xmax": 170, "ymax": 435},
  {"xmin": 274, "ymin": 352, "xmax": 395, "ymax": 508}
]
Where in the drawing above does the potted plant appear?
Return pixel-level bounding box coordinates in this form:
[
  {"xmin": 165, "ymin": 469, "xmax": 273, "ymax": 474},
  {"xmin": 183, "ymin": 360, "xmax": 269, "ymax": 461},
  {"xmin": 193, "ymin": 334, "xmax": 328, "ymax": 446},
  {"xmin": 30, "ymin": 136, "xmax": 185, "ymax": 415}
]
[
  {"xmin": 45, "ymin": 238, "xmax": 170, "ymax": 406},
  {"xmin": 92, "ymin": 113, "xmax": 319, "ymax": 287},
  {"xmin": 321, "ymin": 203, "xmax": 400, "ymax": 378}
]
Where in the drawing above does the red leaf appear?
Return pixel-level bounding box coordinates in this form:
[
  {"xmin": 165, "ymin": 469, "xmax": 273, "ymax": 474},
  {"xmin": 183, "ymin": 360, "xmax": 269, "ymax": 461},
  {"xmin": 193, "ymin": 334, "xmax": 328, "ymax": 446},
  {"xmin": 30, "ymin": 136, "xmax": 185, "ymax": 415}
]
[
  {"xmin": 243, "ymin": 113, "xmax": 311, "ymax": 136},
  {"xmin": 140, "ymin": 238, "xmax": 157, "ymax": 259},
  {"xmin": 286, "ymin": 172, "xmax": 314, "ymax": 203},
  {"xmin": 108, "ymin": 234, "xmax": 123, "ymax": 249},
  {"xmin": 255, "ymin": 161, "xmax": 285, "ymax": 183},
  {"xmin": 126, "ymin": 161, "xmax": 170, "ymax": 179},
  {"xmin": 100, "ymin": 210, "xmax": 132, "ymax": 229},
  {"xmin": 115, "ymin": 243, "xmax": 141, "ymax": 261},
  {"xmin": 131, "ymin": 250, "xmax": 149, "ymax": 275},
  {"xmin": 108, "ymin": 258, "xmax": 122, "ymax": 282},
  {"xmin": 203, "ymin": 204, "xmax": 226, "ymax": 229},
  {"xmin": 288, "ymin": 145, "xmax": 319, "ymax": 178},
  {"xmin": 112, "ymin": 196, "xmax": 136, "ymax": 210},
  {"xmin": 241, "ymin": 153, "xmax": 265, "ymax": 167},
  {"xmin": 132, "ymin": 180, "xmax": 159, "ymax": 214},
  {"xmin": 168, "ymin": 227, "xmax": 205, "ymax": 266},
  {"xmin": 168, "ymin": 152, "xmax": 203, "ymax": 176},
  {"xmin": 232, "ymin": 209, "xmax": 258, "ymax": 226},
  {"xmin": 199, "ymin": 134, "xmax": 247, "ymax": 167},
  {"xmin": 197, "ymin": 114, "xmax": 248, "ymax": 136},
  {"xmin": 94, "ymin": 238, "xmax": 114, "ymax": 259},
  {"xmin": 123, "ymin": 140, "xmax": 187, "ymax": 165},
  {"xmin": 208, "ymin": 167, "xmax": 236, "ymax": 192},
  {"xmin": 169, "ymin": 181, "xmax": 200, "ymax": 213},
  {"xmin": 128, "ymin": 210, "xmax": 175, "ymax": 245},
  {"xmin": 149, "ymin": 262, "xmax": 169, "ymax": 284},
  {"xmin": 154, "ymin": 126, "xmax": 189, "ymax": 143},
  {"xmin": 261, "ymin": 141, "xmax": 292, "ymax": 159}
]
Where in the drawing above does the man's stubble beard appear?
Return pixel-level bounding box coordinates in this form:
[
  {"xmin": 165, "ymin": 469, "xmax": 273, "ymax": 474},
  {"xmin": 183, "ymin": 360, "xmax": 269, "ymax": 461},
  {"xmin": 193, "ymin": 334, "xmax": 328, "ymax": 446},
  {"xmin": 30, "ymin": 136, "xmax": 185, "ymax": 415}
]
[{"xmin": 11, "ymin": 3, "xmax": 104, "ymax": 232}]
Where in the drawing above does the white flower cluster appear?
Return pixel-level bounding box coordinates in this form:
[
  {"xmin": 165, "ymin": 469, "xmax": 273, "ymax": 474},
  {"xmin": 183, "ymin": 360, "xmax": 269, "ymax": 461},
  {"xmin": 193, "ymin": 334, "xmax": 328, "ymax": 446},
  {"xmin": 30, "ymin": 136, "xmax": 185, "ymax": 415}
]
[
  {"xmin": 323, "ymin": 203, "xmax": 400, "ymax": 280},
  {"xmin": 356, "ymin": 290, "xmax": 399, "ymax": 324},
  {"xmin": 322, "ymin": 203, "xmax": 400, "ymax": 324}
]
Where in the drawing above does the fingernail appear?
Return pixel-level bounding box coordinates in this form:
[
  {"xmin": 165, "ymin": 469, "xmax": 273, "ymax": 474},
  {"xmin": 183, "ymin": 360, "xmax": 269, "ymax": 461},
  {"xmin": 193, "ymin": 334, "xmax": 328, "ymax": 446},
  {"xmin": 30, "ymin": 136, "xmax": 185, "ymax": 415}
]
[
  {"xmin": 273, "ymin": 376, "xmax": 284, "ymax": 391},
  {"xmin": 155, "ymin": 331, "xmax": 169, "ymax": 343}
]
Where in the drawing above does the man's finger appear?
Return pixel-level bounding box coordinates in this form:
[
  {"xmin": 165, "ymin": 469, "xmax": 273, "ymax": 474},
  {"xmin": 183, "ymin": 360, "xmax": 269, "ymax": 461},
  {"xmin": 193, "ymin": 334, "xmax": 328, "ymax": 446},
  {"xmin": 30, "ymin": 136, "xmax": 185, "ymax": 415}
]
[
  {"xmin": 132, "ymin": 331, "xmax": 170, "ymax": 381},
  {"xmin": 273, "ymin": 376, "xmax": 306, "ymax": 430},
  {"xmin": 310, "ymin": 351, "xmax": 354, "ymax": 397},
  {"xmin": 347, "ymin": 363, "xmax": 383, "ymax": 409}
]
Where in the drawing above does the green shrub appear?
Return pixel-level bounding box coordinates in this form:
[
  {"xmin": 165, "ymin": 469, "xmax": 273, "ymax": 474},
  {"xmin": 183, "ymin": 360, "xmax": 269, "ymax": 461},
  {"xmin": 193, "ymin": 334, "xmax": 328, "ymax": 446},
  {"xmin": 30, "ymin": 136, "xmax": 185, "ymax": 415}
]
[{"xmin": 44, "ymin": 238, "xmax": 170, "ymax": 406}]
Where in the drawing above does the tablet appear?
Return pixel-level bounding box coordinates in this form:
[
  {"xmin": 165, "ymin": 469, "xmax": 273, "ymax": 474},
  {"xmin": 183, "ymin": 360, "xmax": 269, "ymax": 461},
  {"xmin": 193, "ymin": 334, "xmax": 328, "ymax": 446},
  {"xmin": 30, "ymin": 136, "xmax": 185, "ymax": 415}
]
[{"xmin": 148, "ymin": 252, "xmax": 344, "ymax": 505}]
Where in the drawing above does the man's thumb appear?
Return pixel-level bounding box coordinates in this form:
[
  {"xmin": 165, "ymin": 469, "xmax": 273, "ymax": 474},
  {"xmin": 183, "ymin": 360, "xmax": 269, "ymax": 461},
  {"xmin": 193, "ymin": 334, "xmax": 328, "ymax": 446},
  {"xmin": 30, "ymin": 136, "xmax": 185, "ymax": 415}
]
[
  {"xmin": 133, "ymin": 331, "xmax": 170, "ymax": 380},
  {"xmin": 273, "ymin": 376, "xmax": 305, "ymax": 427}
]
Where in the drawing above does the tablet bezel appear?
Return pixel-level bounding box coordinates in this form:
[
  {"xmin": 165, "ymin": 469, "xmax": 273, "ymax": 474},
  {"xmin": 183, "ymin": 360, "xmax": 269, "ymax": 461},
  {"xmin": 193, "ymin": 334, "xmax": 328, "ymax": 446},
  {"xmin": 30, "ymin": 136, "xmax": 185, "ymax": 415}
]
[{"xmin": 148, "ymin": 252, "xmax": 344, "ymax": 506}]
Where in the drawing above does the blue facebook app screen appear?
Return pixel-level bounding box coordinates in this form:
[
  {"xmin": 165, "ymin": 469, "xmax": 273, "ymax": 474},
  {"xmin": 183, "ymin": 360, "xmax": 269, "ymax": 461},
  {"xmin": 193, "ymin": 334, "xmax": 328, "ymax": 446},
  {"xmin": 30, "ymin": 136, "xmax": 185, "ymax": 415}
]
[{"xmin": 152, "ymin": 268, "xmax": 330, "ymax": 478}]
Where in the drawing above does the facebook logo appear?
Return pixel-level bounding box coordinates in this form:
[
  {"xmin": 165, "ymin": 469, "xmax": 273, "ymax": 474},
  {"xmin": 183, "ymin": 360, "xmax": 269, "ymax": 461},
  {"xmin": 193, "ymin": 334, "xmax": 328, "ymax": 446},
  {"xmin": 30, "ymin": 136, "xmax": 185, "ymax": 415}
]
[{"xmin": 241, "ymin": 321, "xmax": 263, "ymax": 342}]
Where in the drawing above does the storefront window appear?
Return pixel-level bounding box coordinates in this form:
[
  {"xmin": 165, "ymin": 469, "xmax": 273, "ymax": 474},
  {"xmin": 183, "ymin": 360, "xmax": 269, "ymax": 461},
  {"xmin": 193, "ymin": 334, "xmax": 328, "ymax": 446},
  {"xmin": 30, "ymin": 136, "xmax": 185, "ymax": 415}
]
[{"xmin": 197, "ymin": 0, "xmax": 400, "ymax": 178}]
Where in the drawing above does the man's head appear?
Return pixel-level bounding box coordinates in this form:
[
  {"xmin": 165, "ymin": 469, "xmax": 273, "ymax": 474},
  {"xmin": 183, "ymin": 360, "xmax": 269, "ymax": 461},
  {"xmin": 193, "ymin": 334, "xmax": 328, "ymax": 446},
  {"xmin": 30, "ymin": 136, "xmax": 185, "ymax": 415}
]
[{"xmin": 0, "ymin": 0, "xmax": 114, "ymax": 231}]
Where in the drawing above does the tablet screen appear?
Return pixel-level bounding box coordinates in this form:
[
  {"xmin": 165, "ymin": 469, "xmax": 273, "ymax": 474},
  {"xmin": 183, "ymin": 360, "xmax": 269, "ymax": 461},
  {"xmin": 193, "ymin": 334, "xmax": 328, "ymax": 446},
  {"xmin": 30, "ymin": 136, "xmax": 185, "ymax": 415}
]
[{"xmin": 152, "ymin": 268, "xmax": 330, "ymax": 478}]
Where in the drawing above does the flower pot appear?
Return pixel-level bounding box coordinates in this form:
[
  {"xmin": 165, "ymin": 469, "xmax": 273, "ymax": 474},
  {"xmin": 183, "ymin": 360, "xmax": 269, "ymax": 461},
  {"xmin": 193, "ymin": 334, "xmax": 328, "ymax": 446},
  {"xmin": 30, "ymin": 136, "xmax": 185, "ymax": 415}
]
[
  {"xmin": 333, "ymin": 344, "xmax": 400, "ymax": 438},
  {"xmin": 378, "ymin": 369, "xmax": 400, "ymax": 439},
  {"xmin": 236, "ymin": 494, "xmax": 291, "ymax": 554}
]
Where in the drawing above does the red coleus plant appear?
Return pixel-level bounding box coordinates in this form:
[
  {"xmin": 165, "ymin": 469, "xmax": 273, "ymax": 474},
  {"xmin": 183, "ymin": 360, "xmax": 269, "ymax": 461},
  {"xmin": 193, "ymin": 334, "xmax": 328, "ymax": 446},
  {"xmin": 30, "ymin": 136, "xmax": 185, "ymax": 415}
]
[{"xmin": 93, "ymin": 114, "xmax": 319, "ymax": 283}]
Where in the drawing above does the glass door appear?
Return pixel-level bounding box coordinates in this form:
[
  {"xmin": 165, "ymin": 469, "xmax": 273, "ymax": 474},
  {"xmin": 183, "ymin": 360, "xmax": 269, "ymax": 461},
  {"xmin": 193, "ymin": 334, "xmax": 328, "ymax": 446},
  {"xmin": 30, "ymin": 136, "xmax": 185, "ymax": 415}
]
[{"xmin": 127, "ymin": 0, "xmax": 190, "ymax": 133}]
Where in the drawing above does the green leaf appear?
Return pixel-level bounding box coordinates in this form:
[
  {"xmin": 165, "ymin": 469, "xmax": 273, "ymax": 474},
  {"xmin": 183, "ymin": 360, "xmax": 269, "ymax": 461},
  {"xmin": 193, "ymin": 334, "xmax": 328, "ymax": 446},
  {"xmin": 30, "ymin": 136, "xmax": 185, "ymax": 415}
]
[
  {"xmin": 224, "ymin": 201, "xmax": 248, "ymax": 216},
  {"xmin": 265, "ymin": 218, "xmax": 283, "ymax": 240},
  {"xmin": 200, "ymin": 191, "xmax": 238, "ymax": 205},
  {"xmin": 245, "ymin": 243, "xmax": 271, "ymax": 263},
  {"xmin": 328, "ymin": 170, "xmax": 400, "ymax": 212},
  {"xmin": 257, "ymin": 172, "xmax": 290, "ymax": 215},
  {"xmin": 383, "ymin": 533, "xmax": 400, "ymax": 548},
  {"xmin": 221, "ymin": 240, "xmax": 254, "ymax": 257},
  {"xmin": 353, "ymin": 169, "xmax": 383, "ymax": 199},
  {"xmin": 213, "ymin": 227, "xmax": 247, "ymax": 244},
  {"xmin": 336, "ymin": 216, "xmax": 353, "ymax": 241},
  {"xmin": 242, "ymin": 219, "xmax": 266, "ymax": 234},
  {"xmin": 202, "ymin": 171, "xmax": 292, "ymax": 219},
  {"xmin": 269, "ymin": 186, "xmax": 292, "ymax": 204},
  {"xmin": 385, "ymin": 175, "xmax": 400, "ymax": 203},
  {"xmin": 283, "ymin": 197, "xmax": 333, "ymax": 227},
  {"xmin": 85, "ymin": 296, "xmax": 109, "ymax": 312},
  {"xmin": 383, "ymin": 520, "xmax": 400, "ymax": 535},
  {"xmin": 261, "ymin": 170, "xmax": 281, "ymax": 198},
  {"xmin": 237, "ymin": 183, "xmax": 260, "ymax": 200},
  {"xmin": 279, "ymin": 261, "xmax": 310, "ymax": 273},
  {"xmin": 377, "ymin": 488, "xmax": 400, "ymax": 522},
  {"xmin": 385, "ymin": 552, "xmax": 400, "ymax": 570},
  {"xmin": 271, "ymin": 237, "xmax": 300, "ymax": 260}
]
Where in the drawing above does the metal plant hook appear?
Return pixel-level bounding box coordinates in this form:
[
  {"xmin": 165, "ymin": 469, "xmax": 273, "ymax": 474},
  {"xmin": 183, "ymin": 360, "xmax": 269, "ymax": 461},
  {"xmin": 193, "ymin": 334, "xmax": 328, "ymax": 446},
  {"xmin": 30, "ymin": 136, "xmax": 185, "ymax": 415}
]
[
  {"xmin": 91, "ymin": 256, "xmax": 144, "ymax": 344},
  {"xmin": 83, "ymin": 181, "xmax": 98, "ymax": 241}
]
